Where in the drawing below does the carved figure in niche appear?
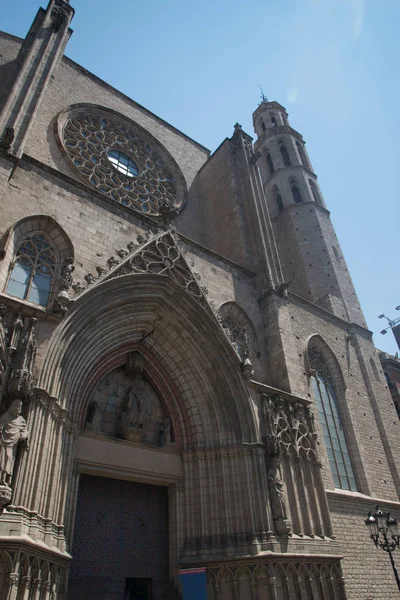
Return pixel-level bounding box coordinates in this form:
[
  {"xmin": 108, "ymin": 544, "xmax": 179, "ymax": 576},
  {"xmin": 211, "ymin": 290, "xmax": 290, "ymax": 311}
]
[
  {"xmin": 85, "ymin": 401, "xmax": 102, "ymax": 432},
  {"xmin": 159, "ymin": 417, "xmax": 171, "ymax": 447},
  {"xmin": 0, "ymin": 399, "xmax": 29, "ymax": 487},
  {"xmin": 267, "ymin": 456, "xmax": 287, "ymax": 522},
  {"xmin": 119, "ymin": 383, "xmax": 147, "ymax": 439}
]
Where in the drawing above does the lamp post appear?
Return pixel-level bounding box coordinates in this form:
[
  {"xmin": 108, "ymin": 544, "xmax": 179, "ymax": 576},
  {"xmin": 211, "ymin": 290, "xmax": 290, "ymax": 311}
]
[{"xmin": 365, "ymin": 505, "xmax": 400, "ymax": 591}]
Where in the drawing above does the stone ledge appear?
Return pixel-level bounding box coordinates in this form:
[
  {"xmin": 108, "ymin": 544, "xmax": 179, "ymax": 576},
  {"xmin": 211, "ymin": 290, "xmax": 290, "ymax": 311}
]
[{"xmin": 326, "ymin": 488, "xmax": 400, "ymax": 508}]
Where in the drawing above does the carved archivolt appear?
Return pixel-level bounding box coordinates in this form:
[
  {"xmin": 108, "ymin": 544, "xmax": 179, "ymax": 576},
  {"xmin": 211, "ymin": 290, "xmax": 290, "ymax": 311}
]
[{"xmin": 217, "ymin": 302, "xmax": 257, "ymax": 363}]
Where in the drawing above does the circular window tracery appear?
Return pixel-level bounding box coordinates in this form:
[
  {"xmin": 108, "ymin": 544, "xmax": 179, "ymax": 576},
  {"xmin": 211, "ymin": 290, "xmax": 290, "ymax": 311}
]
[
  {"xmin": 62, "ymin": 112, "xmax": 185, "ymax": 216},
  {"xmin": 107, "ymin": 150, "xmax": 139, "ymax": 178}
]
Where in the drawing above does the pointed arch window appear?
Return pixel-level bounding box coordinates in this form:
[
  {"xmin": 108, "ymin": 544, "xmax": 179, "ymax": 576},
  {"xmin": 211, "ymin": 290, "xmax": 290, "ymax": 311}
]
[
  {"xmin": 309, "ymin": 179, "xmax": 322, "ymax": 206},
  {"xmin": 296, "ymin": 141, "xmax": 310, "ymax": 170},
  {"xmin": 266, "ymin": 151, "xmax": 274, "ymax": 175},
  {"xmin": 273, "ymin": 186, "xmax": 284, "ymax": 212},
  {"xmin": 290, "ymin": 181, "xmax": 303, "ymax": 203},
  {"xmin": 308, "ymin": 345, "xmax": 357, "ymax": 491},
  {"xmin": 270, "ymin": 114, "xmax": 277, "ymax": 127},
  {"xmin": 6, "ymin": 233, "xmax": 56, "ymax": 307},
  {"xmin": 280, "ymin": 143, "xmax": 291, "ymax": 167}
]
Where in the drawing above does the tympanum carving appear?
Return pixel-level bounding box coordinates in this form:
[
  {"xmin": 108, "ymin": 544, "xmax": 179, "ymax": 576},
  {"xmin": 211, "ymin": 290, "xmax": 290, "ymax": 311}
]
[{"xmin": 85, "ymin": 352, "xmax": 173, "ymax": 448}]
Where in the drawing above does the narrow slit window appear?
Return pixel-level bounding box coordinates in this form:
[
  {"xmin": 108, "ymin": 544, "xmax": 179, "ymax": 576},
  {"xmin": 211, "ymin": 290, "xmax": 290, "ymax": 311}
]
[
  {"xmin": 266, "ymin": 151, "xmax": 274, "ymax": 175},
  {"xmin": 280, "ymin": 144, "xmax": 291, "ymax": 167},
  {"xmin": 309, "ymin": 179, "xmax": 322, "ymax": 206},
  {"xmin": 291, "ymin": 182, "xmax": 303, "ymax": 203},
  {"xmin": 274, "ymin": 187, "xmax": 284, "ymax": 212}
]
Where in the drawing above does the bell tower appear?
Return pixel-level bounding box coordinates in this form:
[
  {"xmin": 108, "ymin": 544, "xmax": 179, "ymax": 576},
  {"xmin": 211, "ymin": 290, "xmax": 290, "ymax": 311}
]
[{"xmin": 253, "ymin": 98, "xmax": 365, "ymax": 326}]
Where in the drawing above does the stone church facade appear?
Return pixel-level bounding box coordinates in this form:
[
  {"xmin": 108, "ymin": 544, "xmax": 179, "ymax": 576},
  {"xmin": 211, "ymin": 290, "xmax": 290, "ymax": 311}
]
[{"xmin": 0, "ymin": 1, "xmax": 398, "ymax": 598}]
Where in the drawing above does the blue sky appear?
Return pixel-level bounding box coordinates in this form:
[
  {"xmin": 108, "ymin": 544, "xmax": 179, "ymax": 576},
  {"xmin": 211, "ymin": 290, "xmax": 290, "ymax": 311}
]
[{"xmin": 2, "ymin": 0, "xmax": 399, "ymax": 354}]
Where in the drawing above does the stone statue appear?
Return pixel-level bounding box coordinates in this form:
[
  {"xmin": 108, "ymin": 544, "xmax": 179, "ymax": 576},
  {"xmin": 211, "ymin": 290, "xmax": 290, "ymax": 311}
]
[
  {"xmin": 119, "ymin": 383, "xmax": 147, "ymax": 440},
  {"xmin": 267, "ymin": 456, "xmax": 287, "ymax": 522},
  {"xmin": 0, "ymin": 399, "xmax": 29, "ymax": 487},
  {"xmin": 85, "ymin": 401, "xmax": 102, "ymax": 432},
  {"xmin": 159, "ymin": 417, "xmax": 171, "ymax": 447},
  {"xmin": 267, "ymin": 455, "xmax": 291, "ymax": 535}
]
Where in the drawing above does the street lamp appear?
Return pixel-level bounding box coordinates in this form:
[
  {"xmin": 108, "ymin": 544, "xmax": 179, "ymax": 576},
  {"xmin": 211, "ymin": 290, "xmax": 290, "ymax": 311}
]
[{"xmin": 365, "ymin": 505, "xmax": 400, "ymax": 591}]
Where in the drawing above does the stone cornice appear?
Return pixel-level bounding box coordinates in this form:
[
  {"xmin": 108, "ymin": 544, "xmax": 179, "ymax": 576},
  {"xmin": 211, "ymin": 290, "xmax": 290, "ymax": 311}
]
[
  {"xmin": 250, "ymin": 380, "xmax": 311, "ymax": 405},
  {"xmin": 326, "ymin": 488, "xmax": 400, "ymax": 508},
  {"xmin": 0, "ymin": 535, "xmax": 71, "ymax": 561}
]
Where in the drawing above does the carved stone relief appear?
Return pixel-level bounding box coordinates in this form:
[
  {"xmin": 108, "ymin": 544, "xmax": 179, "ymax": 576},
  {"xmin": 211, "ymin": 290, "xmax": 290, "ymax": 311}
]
[
  {"xmin": 85, "ymin": 356, "xmax": 172, "ymax": 447},
  {"xmin": 263, "ymin": 394, "xmax": 320, "ymax": 536},
  {"xmin": 74, "ymin": 230, "xmax": 214, "ymax": 317},
  {"xmin": 263, "ymin": 394, "xmax": 317, "ymax": 460}
]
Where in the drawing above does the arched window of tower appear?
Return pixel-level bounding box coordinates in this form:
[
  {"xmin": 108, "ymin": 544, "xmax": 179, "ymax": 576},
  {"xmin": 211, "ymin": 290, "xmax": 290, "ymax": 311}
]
[
  {"xmin": 273, "ymin": 186, "xmax": 284, "ymax": 212},
  {"xmin": 270, "ymin": 113, "xmax": 277, "ymax": 127},
  {"xmin": 296, "ymin": 141, "xmax": 309, "ymax": 170},
  {"xmin": 280, "ymin": 143, "xmax": 291, "ymax": 167},
  {"xmin": 261, "ymin": 120, "xmax": 266, "ymax": 132},
  {"xmin": 290, "ymin": 180, "xmax": 303, "ymax": 203},
  {"xmin": 309, "ymin": 179, "xmax": 322, "ymax": 206},
  {"xmin": 281, "ymin": 113, "xmax": 288, "ymax": 126},
  {"xmin": 266, "ymin": 150, "xmax": 274, "ymax": 176}
]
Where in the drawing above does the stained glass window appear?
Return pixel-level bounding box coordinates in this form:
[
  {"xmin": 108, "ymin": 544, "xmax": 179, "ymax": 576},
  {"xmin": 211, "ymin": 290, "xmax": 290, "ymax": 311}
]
[
  {"xmin": 6, "ymin": 234, "xmax": 56, "ymax": 307},
  {"xmin": 308, "ymin": 345, "xmax": 358, "ymax": 491}
]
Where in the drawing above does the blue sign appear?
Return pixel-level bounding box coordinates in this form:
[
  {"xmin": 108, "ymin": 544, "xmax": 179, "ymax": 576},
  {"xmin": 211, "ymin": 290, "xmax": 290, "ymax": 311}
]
[{"xmin": 179, "ymin": 567, "xmax": 208, "ymax": 600}]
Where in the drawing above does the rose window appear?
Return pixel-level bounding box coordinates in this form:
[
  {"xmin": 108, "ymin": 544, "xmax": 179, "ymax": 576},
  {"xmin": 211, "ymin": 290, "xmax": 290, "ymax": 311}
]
[{"xmin": 62, "ymin": 113, "xmax": 185, "ymax": 216}]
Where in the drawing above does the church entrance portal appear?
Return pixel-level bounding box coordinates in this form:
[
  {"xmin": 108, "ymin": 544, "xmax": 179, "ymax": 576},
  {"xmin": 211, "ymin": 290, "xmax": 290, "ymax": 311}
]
[{"xmin": 68, "ymin": 475, "xmax": 170, "ymax": 600}]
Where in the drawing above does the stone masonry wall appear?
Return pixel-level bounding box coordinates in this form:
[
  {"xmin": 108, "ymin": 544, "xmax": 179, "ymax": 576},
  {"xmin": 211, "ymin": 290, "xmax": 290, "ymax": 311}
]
[
  {"xmin": 272, "ymin": 203, "xmax": 365, "ymax": 326},
  {"xmin": 0, "ymin": 155, "xmax": 266, "ymax": 379},
  {"xmin": 328, "ymin": 491, "xmax": 400, "ymax": 599},
  {"xmin": 286, "ymin": 295, "xmax": 400, "ymax": 501}
]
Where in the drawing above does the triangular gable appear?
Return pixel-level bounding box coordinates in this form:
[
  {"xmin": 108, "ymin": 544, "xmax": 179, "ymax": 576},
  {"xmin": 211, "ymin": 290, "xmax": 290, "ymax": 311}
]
[{"xmin": 73, "ymin": 230, "xmax": 215, "ymax": 317}]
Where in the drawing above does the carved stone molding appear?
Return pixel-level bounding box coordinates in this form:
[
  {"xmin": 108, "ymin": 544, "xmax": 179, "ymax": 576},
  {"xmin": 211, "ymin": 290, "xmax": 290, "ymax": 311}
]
[
  {"xmin": 50, "ymin": 0, "xmax": 73, "ymax": 33},
  {"xmin": 7, "ymin": 316, "xmax": 37, "ymax": 400},
  {"xmin": 182, "ymin": 443, "xmax": 264, "ymax": 463},
  {"xmin": 33, "ymin": 388, "xmax": 80, "ymax": 436},
  {"xmin": 263, "ymin": 394, "xmax": 317, "ymax": 460}
]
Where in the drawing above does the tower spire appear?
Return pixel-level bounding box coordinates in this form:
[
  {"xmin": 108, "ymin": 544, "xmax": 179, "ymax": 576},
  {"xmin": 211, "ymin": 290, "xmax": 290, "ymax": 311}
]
[{"xmin": 259, "ymin": 85, "xmax": 268, "ymax": 104}]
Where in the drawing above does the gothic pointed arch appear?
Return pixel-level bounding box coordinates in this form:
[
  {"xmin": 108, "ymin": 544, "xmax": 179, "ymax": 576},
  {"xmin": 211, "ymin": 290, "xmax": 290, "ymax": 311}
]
[
  {"xmin": 0, "ymin": 215, "xmax": 74, "ymax": 309},
  {"xmin": 217, "ymin": 301, "xmax": 258, "ymax": 362},
  {"xmin": 38, "ymin": 273, "xmax": 258, "ymax": 449},
  {"xmin": 305, "ymin": 335, "xmax": 358, "ymax": 491}
]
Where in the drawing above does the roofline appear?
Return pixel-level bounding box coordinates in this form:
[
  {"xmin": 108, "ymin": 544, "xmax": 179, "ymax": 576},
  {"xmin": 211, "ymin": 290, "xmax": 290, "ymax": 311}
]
[
  {"xmin": 0, "ymin": 30, "xmax": 24, "ymax": 43},
  {"xmin": 0, "ymin": 29, "xmax": 211, "ymax": 156},
  {"xmin": 62, "ymin": 55, "xmax": 211, "ymax": 156}
]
